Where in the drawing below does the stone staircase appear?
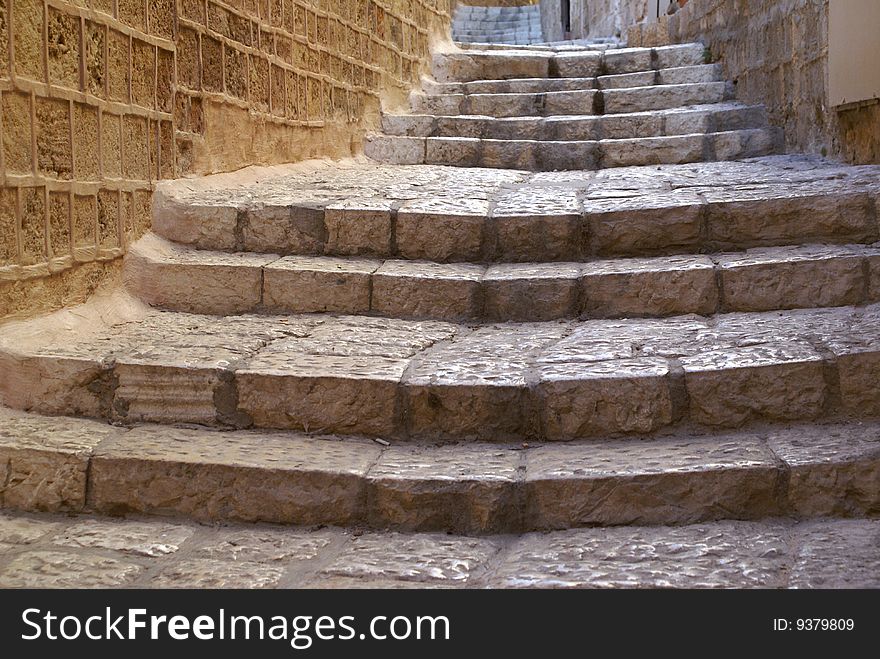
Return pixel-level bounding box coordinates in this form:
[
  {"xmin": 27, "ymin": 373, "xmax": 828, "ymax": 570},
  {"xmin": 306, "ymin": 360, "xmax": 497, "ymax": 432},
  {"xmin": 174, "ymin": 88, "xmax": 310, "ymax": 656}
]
[
  {"xmin": 0, "ymin": 39, "xmax": 878, "ymax": 549},
  {"xmin": 452, "ymin": 3, "xmax": 545, "ymax": 45},
  {"xmin": 366, "ymin": 43, "xmax": 779, "ymax": 169}
]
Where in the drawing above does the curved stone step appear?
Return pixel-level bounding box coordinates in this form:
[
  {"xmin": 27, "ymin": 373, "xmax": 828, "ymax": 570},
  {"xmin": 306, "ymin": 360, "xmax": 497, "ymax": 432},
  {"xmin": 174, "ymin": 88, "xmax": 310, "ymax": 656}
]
[
  {"xmin": 152, "ymin": 157, "xmax": 880, "ymax": 261},
  {"xmin": 1, "ymin": 407, "xmax": 877, "ymax": 533},
  {"xmin": 366, "ymin": 128, "xmax": 779, "ymax": 170},
  {"xmin": 432, "ymin": 43, "xmax": 706, "ymax": 82},
  {"xmin": 126, "ymin": 234, "xmax": 880, "ymax": 322},
  {"xmin": 2, "ymin": 294, "xmax": 880, "ymax": 442},
  {"xmin": 382, "ymin": 103, "xmax": 768, "ymax": 141},
  {"xmin": 410, "ymin": 81, "xmax": 730, "ymax": 118},
  {"xmin": 424, "ymin": 64, "xmax": 722, "ymax": 95}
]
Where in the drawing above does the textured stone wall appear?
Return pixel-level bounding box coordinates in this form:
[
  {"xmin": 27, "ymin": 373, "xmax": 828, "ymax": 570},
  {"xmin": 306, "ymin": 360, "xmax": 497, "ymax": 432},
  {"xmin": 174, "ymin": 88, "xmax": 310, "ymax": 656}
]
[
  {"xmin": 0, "ymin": 0, "xmax": 452, "ymax": 321},
  {"xmin": 628, "ymin": 0, "xmax": 880, "ymax": 164},
  {"xmin": 569, "ymin": 0, "xmax": 649, "ymax": 39}
]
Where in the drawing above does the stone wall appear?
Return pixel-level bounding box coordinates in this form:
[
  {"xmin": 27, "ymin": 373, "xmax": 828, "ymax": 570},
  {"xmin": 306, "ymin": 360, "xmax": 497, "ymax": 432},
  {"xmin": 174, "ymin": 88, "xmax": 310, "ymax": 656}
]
[
  {"xmin": 0, "ymin": 0, "xmax": 452, "ymax": 321},
  {"xmin": 541, "ymin": 0, "xmax": 649, "ymax": 41},
  {"xmin": 628, "ymin": 0, "xmax": 880, "ymax": 164}
]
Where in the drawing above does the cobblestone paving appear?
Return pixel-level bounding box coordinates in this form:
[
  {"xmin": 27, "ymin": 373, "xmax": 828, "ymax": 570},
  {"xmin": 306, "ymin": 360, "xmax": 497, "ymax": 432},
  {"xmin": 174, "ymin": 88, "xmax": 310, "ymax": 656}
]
[{"xmin": 0, "ymin": 511, "xmax": 876, "ymax": 588}]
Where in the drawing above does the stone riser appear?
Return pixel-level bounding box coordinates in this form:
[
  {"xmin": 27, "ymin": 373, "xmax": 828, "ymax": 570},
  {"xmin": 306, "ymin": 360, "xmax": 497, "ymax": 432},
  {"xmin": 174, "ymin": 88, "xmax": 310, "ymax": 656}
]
[
  {"xmin": 3, "ymin": 299, "xmax": 880, "ymax": 443},
  {"xmin": 425, "ymin": 64, "xmax": 723, "ymax": 95},
  {"xmin": 382, "ymin": 104, "xmax": 767, "ymax": 142},
  {"xmin": 365, "ymin": 128, "xmax": 779, "ymax": 171},
  {"xmin": 433, "ymin": 44, "xmax": 707, "ymax": 82},
  {"xmin": 127, "ymin": 236, "xmax": 880, "ymax": 322},
  {"xmin": 2, "ymin": 409, "xmax": 877, "ymax": 534},
  {"xmin": 410, "ymin": 82, "xmax": 729, "ymax": 118},
  {"xmin": 153, "ymin": 182, "xmax": 879, "ymax": 264}
]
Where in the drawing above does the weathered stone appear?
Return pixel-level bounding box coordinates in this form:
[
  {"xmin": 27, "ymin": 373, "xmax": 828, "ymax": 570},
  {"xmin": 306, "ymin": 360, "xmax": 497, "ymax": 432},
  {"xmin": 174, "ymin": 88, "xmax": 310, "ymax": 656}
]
[
  {"xmin": 483, "ymin": 263, "xmax": 582, "ymax": 321},
  {"xmin": 769, "ymin": 423, "xmax": 880, "ymax": 517},
  {"xmin": 125, "ymin": 233, "xmax": 271, "ymax": 315},
  {"xmin": 321, "ymin": 534, "xmax": 498, "ymax": 584},
  {"xmin": 196, "ymin": 528, "xmax": 337, "ymax": 563},
  {"xmin": 0, "ymin": 551, "xmax": 142, "ymax": 588},
  {"xmin": 682, "ymin": 343, "xmax": 827, "ymax": 427},
  {"xmin": 489, "ymin": 522, "xmax": 788, "ymax": 588},
  {"xmin": 89, "ymin": 426, "xmax": 381, "ymax": 526},
  {"xmin": 788, "ymin": 519, "xmax": 880, "ymax": 588},
  {"xmin": 524, "ymin": 435, "xmax": 781, "ymax": 528},
  {"xmin": 0, "ymin": 409, "xmax": 115, "ymax": 512},
  {"xmin": 52, "ymin": 519, "xmax": 194, "ymax": 557},
  {"xmin": 717, "ymin": 245, "xmax": 866, "ymax": 312},
  {"xmin": 395, "ymin": 197, "xmax": 488, "ymax": 262},
  {"xmin": 263, "ymin": 256, "xmax": 380, "ymax": 314},
  {"xmin": 324, "ymin": 199, "xmax": 393, "ymax": 256},
  {"xmin": 539, "ymin": 358, "xmax": 674, "ymax": 438},
  {"xmin": 150, "ymin": 559, "xmax": 284, "ymax": 589},
  {"xmin": 0, "ymin": 514, "xmax": 62, "ymax": 544},
  {"xmin": 580, "ymin": 254, "xmax": 717, "ymax": 317},
  {"xmin": 372, "ymin": 260, "xmax": 485, "ymax": 320},
  {"xmin": 367, "ymin": 445, "xmax": 520, "ymax": 533}
]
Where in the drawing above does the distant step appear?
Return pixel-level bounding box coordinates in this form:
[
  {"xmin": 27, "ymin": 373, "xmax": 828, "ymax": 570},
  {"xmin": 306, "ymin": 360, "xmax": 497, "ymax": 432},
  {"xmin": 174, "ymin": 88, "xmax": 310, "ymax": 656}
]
[
  {"xmin": 1, "ymin": 407, "xmax": 877, "ymax": 533},
  {"xmin": 2, "ymin": 293, "xmax": 880, "ymax": 441},
  {"xmin": 366, "ymin": 128, "xmax": 779, "ymax": 170}
]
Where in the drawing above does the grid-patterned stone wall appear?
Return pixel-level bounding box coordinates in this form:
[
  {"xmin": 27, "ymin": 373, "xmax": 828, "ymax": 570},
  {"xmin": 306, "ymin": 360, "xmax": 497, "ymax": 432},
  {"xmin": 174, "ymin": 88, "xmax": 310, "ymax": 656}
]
[
  {"xmin": 628, "ymin": 0, "xmax": 880, "ymax": 165},
  {"xmin": 0, "ymin": 0, "xmax": 452, "ymax": 320}
]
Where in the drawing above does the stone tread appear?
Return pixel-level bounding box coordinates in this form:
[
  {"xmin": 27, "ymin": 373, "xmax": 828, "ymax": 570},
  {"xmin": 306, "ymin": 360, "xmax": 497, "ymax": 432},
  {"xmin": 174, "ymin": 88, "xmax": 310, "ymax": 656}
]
[
  {"xmin": 422, "ymin": 63, "xmax": 723, "ymax": 95},
  {"xmin": 382, "ymin": 102, "xmax": 768, "ymax": 141},
  {"xmin": 0, "ymin": 407, "xmax": 878, "ymax": 533},
  {"xmin": 409, "ymin": 81, "xmax": 730, "ymax": 118},
  {"xmin": 432, "ymin": 44, "xmax": 708, "ymax": 83},
  {"xmin": 4, "ymin": 293, "xmax": 880, "ymax": 441},
  {"xmin": 2, "ymin": 510, "xmax": 875, "ymax": 588},
  {"xmin": 126, "ymin": 234, "xmax": 880, "ymax": 321},
  {"xmin": 149, "ymin": 156, "xmax": 880, "ymax": 263},
  {"xmin": 366, "ymin": 128, "xmax": 779, "ymax": 169}
]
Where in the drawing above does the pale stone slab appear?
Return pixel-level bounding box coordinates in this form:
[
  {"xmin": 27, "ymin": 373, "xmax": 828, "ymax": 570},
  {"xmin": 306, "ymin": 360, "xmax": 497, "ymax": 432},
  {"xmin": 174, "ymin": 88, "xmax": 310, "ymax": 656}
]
[
  {"xmin": 196, "ymin": 528, "xmax": 337, "ymax": 563},
  {"xmin": 682, "ymin": 343, "xmax": 827, "ymax": 427},
  {"xmin": 150, "ymin": 559, "xmax": 284, "ymax": 589},
  {"xmin": 89, "ymin": 426, "xmax": 381, "ymax": 526},
  {"xmin": 538, "ymin": 358, "xmax": 674, "ymax": 438},
  {"xmin": 372, "ymin": 260, "xmax": 485, "ymax": 320},
  {"xmin": 263, "ymin": 256, "xmax": 380, "ymax": 314},
  {"xmin": 395, "ymin": 197, "xmax": 489, "ymax": 262},
  {"xmin": 321, "ymin": 534, "xmax": 499, "ymax": 584},
  {"xmin": 580, "ymin": 254, "xmax": 717, "ymax": 317},
  {"xmin": 0, "ymin": 410, "xmax": 116, "ymax": 512},
  {"xmin": 525, "ymin": 435, "xmax": 781, "ymax": 528},
  {"xmin": 767, "ymin": 422, "xmax": 880, "ymax": 517},
  {"xmin": 52, "ymin": 520, "xmax": 195, "ymax": 557},
  {"xmin": 483, "ymin": 263, "xmax": 582, "ymax": 321},
  {"xmin": 0, "ymin": 551, "xmax": 142, "ymax": 588},
  {"xmin": 489, "ymin": 522, "xmax": 789, "ymax": 588},
  {"xmin": 324, "ymin": 199, "xmax": 394, "ymax": 256},
  {"xmin": 0, "ymin": 513, "xmax": 62, "ymax": 544},
  {"xmin": 788, "ymin": 519, "xmax": 880, "ymax": 588},
  {"xmin": 367, "ymin": 445, "xmax": 520, "ymax": 533}
]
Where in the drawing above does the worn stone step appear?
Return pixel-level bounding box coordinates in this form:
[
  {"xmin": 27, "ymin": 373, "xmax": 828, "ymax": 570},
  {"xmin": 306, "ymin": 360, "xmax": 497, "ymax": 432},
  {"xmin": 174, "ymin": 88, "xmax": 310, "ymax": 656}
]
[
  {"xmin": 1, "ymin": 407, "xmax": 877, "ymax": 534},
  {"xmin": 126, "ymin": 234, "xmax": 880, "ymax": 321},
  {"xmin": 152, "ymin": 157, "xmax": 880, "ymax": 261},
  {"xmin": 432, "ymin": 43, "xmax": 706, "ymax": 82},
  {"xmin": 3, "ymin": 293, "xmax": 880, "ymax": 441},
  {"xmin": 411, "ymin": 81, "xmax": 730, "ymax": 118},
  {"xmin": 423, "ymin": 64, "xmax": 722, "ymax": 95},
  {"xmin": 382, "ymin": 103, "xmax": 768, "ymax": 141},
  {"xmin": 366, "ymin": 128, "xmax": 778, "ymax": 170}
]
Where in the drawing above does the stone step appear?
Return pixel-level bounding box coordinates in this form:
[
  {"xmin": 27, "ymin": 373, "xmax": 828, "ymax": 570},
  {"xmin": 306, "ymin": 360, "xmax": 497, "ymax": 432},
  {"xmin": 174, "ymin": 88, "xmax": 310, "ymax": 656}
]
[
  {"xmin": 366, "ymin": 128, "xmax": 779, "ymax": 170},
  {"xmin": 152, "ymin": 157, "xmax": 880, "ymax": 262},
  {"xmin": 410, "ymin": 81, "xmax": 731, "ymax": 118},
  {"xmin": 423, "ymin": 64, "xmax": 722, "ymax": 95},
  {"xmin": 3, "ymin": 293, "xmax": 880, "ymax": 441},
  {"xmin": 383, "ymin": 103, "xmax": 768, "ymax": 142},
  {"xmin": 126, "ymin": 234, "xmax": 880, "ymax": 322},
  {"xmin": 433, "ymin": 43, "xmax": 706, "ymax": 82},
  {"xmin": 1, "ymin": 407, "xmax": 877, "ymax": 534}
]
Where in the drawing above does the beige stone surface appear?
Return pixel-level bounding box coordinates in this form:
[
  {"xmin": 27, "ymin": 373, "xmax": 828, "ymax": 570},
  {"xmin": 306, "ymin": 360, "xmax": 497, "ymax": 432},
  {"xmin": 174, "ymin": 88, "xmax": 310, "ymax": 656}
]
[
  {"xmin": 52, "ymin": 519, "xmax": 194, "ymax": 557},
  {"xmin": 372, "ymin": 260, "xmax": 485, "ymax": 320},
  {"xmin": 150, "ymin": 559, "xmax": 285, "ymax": 589},
  {"xmin": 0, "ymin": 551, "xmax": 142, "ymax": 588},
  {"xmin": 263, "ymin": 256, "xmax": 380, "ymax": 314}
]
